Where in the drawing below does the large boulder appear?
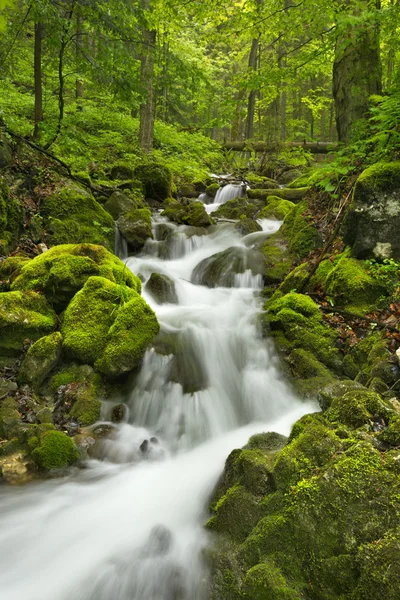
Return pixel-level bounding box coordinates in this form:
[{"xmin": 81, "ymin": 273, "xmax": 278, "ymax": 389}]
[
  {"xmin": 104, "ymin": 191, "xmax": 135, "ymax": 219},
  {"xmin": 40, "ymin": 183, "xmax": 114, "ymax": 249},
  {"xmin": 116, "ymin": 208, "xmax": 153, "ymax": 252},
  {"xmin": 11, "ymin": 244, "xmax": 141, "ymax": 311},
  {"xmin": 62, "ymin": 276, "xmax": 159, "ymax": 378},
  {"xmin": 145, "ymin": 272, "xmax": 178, "ymax": 304},
  {"xmin": 0, "ymin": 291, "xmax": 57, "ymax": 356},
  {"xmin": 134, "ymin": 163, "xmax": 172, "ymax": 201},
  {"xmin": 192, "ymin": 246, "xmax": 265, "ymax": 288},
  {"xmin": 344, "ymin": 162, "xmax": 400, "ymax": 260},
  {"xmin": 162, "ymin": 199, "xmax": 213, "ymax": 227}
]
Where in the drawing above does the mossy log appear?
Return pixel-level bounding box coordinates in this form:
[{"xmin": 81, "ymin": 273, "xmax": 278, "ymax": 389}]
[{"xmin": 223, "ymin": 141, "xmax": 338, "ymax": 153}]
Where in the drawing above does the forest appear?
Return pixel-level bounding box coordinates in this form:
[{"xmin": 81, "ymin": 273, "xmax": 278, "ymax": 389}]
[{"xmin": 1, "ymin": 1, "xmax": 400, "ymax": 600}]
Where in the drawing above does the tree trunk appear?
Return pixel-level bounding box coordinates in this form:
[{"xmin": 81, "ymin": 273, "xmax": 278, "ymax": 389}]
[
  {"xmin": 244, "ymin": 37, "xmax": 259, "ymax": 140},
  {"xmin": 75, "ymin": 11, "xmax": 84, "ymax": 104},
  {"xmin": 139, "ymin": 0, "xmax": 156, "ymax": 153},
  {"xmin": 333, "ymin": 0, "xmax": 382, "ymax": 143},
  {"xmin": 33, "ymin": 22, "xmax": 43, "ymax": 139}
]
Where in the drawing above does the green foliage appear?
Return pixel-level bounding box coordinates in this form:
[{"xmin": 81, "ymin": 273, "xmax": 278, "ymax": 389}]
[{"xmin": 365, "ymin": 258, "xmax": 400, "ymax": 301}]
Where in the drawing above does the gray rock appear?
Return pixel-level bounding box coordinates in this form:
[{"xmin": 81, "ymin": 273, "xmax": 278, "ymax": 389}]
[
  {"xmin": 105, "ymin": 191, "xmax": 135, "ymax": 219},
  {"xmin": 145, "ymin": 272, "xmax": 178, "ymax": 304},
  {"xmin": 191, "ymin": 246, "xmax": 265, "ymax": 288}
]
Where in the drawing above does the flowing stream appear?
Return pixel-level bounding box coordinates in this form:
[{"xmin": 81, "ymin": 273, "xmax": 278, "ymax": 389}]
[{"xmin": 0, "ymin": 197, "xmax": 315, "ymax": 600}]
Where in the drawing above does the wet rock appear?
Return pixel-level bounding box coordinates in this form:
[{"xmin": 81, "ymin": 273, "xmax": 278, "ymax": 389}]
[
  {"xmin": 110, "ymin": 403, "xmax": 127, "ymax": 423},
  {"xmin": 192, "ymin": 246, "xmax": 265, "ymax": 288},
  {"xmin": 117, "ymin": 209, "xmax": 153, "ymax": 252},
  {"xmin": 162, "ymin": 199, "xmax": 213, "ymax": 227},
  {"xmin": 104, "ymin": 191, "xmax": 135, "ymax": 219},
  {"xmin": 145, "ymin": 272, "xmax": 178, "ymax": 304},
  {"xmin": 234, "ymin": 218, "xmax": 262, "ymax": 236},
  {"xmin": 0, "ymin": 377, "xmax": 17, "ymax": 397},
  {"xmin": 142, "ymin": 524, "xmax": 173, "ymax": 557}
]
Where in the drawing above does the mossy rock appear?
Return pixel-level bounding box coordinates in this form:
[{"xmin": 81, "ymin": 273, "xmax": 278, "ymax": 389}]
[
  {"xmin": 62, "ymin": 275, "xmax": 156, "ymax": 376},
  {"xmin": 18, "ymin": 332, "xmax": 63, "ymax": 388},
  {"xmin": 320, "ymin": 252, "xmax": 386, "ymax": 314},
  {"xmin": 0, "ymin": 291, "xmax": 57, "ymax": 356},
  {"xmin": 214, "ymin": 198, "xmax": 259, "ymax": 220},
  {"xmin": 117, "ymin": 207, "xmax": 153, "ymax": 252},
  {"xmin": 40, "ymin": 182, "xmax": 114, "ymax": 249},
  {"xmin": 110, "ymin": 163, "xmax": 134, "ymax": 180},
  {"xmin": 243, "ymin": 561, "xmax": 300, "ymax": 600},
  {"xmin": 205, "ymin": 182, "xmax": 220, "ymax": 198},
  {"xmin": 161, "ymin": 199, "xmax": 213, "ymax": 227},
  {"xmin": 259, "ymin": 197, "xmax": 295, "ymax": 220},
  {"xmin": 234, "ymin": 218, "xmax": 262, "ymax": 236},
  {"xmin": 261, "ymin": 232, "xmax": 292, "ymax": 284},
  {"xmin": 0, "ymin": 255, "xmax": 30, "ymax": 287},
  {"xmin": 63, "ymin": 276, "xmax": 159, "ymax": 378},
  {"xmin": 247, "ymin": 187, "xmax": 310, "ymax": 202},
  {"xmin": 11, "ymin": 244, "xmax": 141, "ymax": 311},
  {"xmin": 145, "ymin": 272, "xmax": 178, "ymax": 304},
  {"xmin": 50, "ymin": 363, "xmax": 103, "ymax": 426},
  {"xmin": 344, "ymin": 162, "xmax": 400, "ymax": 260},
  {"xmin": 31, "ymin": 430, "xmax": 79, "ymax": 470},
  {"xmin": 133, "ymin": 162, "xmax": 172, "ymax": 200},
  {"xmin": 281, "ymin": 201, "xmax": 321, "ymax": 258},
  {"xmin": 104, "ymin": 190, "xmax": 136, "ymax": 219},
  {"xmin": 192, "ymin": 246, "xmax": 265, "ymax": 288}
]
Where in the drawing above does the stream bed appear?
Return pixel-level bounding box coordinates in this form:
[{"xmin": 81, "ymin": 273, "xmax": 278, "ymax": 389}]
[{"xmin": 0, "ymin": 198, "xmax": 315, "ymax": 600}]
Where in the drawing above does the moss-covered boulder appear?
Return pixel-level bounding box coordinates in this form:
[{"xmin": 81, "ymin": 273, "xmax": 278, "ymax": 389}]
[
  {"xmin": 259, "ymin": 197, "xmax": 295, "ymax": 220},
  {"xmin": 31, "ymin": 430, "xmax": 79, "ymax": 470},
  {"xmin": 264, "ymin": 292, "xmax": 341, "ymax": 394},
  {"xmin": 162, "ymin": 199, "xmax": 213, "ymax": 227},
  {"xmin": 344, "ymin": 162, "xmax": 400, "ymax": 260},
  {"xmin": 40, "ymin": 183, "xmax": 114, "ymax": 249},
  {"xmin": 282, "ymin": 201, "xmax": 321, "ymax": 258},
  {"xmin": 110, "ymin": 164, "xmax": 134, "ymax": 180},
  {"xmin": 208, "ymin": 413, "xmax": 400, "ymax": 600},
  {"xmin": 145, "ymin": 272, "xmax": 178, "ymax": 304},
  {"xmin": 0, "ymin": 291, "xmax": 57, "ymax": 356},
  {"xmin": 116, "ymin": 207, "xmax": 153, "ymax": 252},
  {"xmin": 104, "ymin": 191, "xmax": 136, "ymax": 219},
  {"xmin": 18, "ymin": 332, "xmax": 63, "ymax": 387},
  {"xmin": 213, "ymin": 198, "xmax": 259, "ymax": 220},
  {"xmin": 62, "ymin": 276, "xmax": 159, "ymax": 377},
  {"xmin": 134, "ymin": 162, "xmax": 172, "ymax": 201},
  {"xmin": 247, "ymin": 187, "xmax": 310, "ymax": 202},
  {"xmin": 192, "ymin": 247, "xmax": 265, "ymax": 288},
  {"xmin": 312, "ymin": 251, "xmax": 386, "ymax": 314},
  {"xmin": 234, "ymin": 218, "xmax": 262, "ymax": 236},
  {"xmin": 11, "ymin": 244, "xmax": 140, "ymax": 311}
]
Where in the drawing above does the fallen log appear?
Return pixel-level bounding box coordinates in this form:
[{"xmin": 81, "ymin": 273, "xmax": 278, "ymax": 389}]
[
  {"xmin": 247, "ymin": 187, "xmax": 310, "ymax": 202},
  {"xmin": 223, "ymin": 141, "xmax": 338, "ymax": 154}
]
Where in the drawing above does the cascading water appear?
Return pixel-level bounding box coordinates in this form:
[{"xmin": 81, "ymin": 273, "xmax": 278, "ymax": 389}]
[
  {"xmin": 0, "ymin": 197, "xmax": 316, "ymax": 600},
  {"xmin": 204, "ymin": 181, "xmax": 245, "ymax": 215}
]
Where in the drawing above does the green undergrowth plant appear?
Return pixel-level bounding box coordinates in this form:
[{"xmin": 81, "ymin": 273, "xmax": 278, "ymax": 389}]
[{"xmin": 364, "ymin": 258, "xmax": 400, "ymax": 302}]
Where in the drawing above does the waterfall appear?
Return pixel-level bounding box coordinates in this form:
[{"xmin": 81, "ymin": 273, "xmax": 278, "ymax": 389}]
[{"xmin": 0, "ymin": 215, "xmax": 315, "ymax": 600}]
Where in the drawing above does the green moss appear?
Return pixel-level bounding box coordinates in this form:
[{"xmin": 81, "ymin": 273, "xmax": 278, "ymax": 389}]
[
  {"xmin": 243, "ymin": 561, "xmax": 300, "ymax": 600},
  {"xmin": 0, "ymin": 255, "xmax": 30, "ymax": 287},
  {"xmin": 145, "ymin": 272, "xmax": 178, "ymax": 304},
  {"xmin": 95, "ymin": 293, "xmax": 160, "ymax": 377},
  {"xmin": 356, "ymin": 161, "xmax": 400, "ymax": 194},
  {"xmin": 18, "ymin": 331, "xmax": 62, "ymax": 387},
  {"xmin": 259, "ymin": 197, "xmax": 295, "ymax": 220},
  {"xmin": 62, "ymin": 276, "xmax": 136, "ymax": 364},
  {"xmin": 134, "ymin": 162, "xmax": 172, "ymax": 200},
  {"xmin": 278, "ymin": 263, "xmax": 310, "ymax": 295},
  {"xmin": 281, "ymin": 201, "xmax": 321, "ymax": 258},
  {"xmin": 325, "ymin": 389, "xmax": 392, "ymax": 428},
  {"xmin": 247, "ymin": 188, "xmax": 310, "ymax": 202},
  {"xmin": 261, "ymin": 232, "xmax": 293, "ymax": 284},
  {"xmin": 354, "ymin": 529, "xmax": 400, "ymax": 600},
  {"xmin": 117, "ymin": 207, "xmax": 153, "ymax": 251},
  {"xmin": 162, "ymin": 200, "xmax": 213, "ymax": 227},
  {"xmin": 11, "ymin": 244, "xmax": 141, "ymax": 311},
  {"xmin": 41, "ymin": 183, "xmax": 114, "ymax": 249},
  {"xmin": 324, "ymin": 254, "xmax": 386, "ymax": 313},
  {"xmin": 207, "ymin": 483, "xmax": 264, "ymax": 542},
  {"xmin": 0, "ymin": 398, "xmax": 20, "ymax": 439},
  {"xmin": 214, "ymin": 198, "xmax": 259, "ymax": 220},
  {"xmin": 377, "ymin": 415, "xmax": 400, "ymax": 446},
  {"xmin": 0, "ymin": 291, "xmax": 57, "ymax": 356},
  {"xmin": 31, "ymin": 430, "xmax": 79, "ymax": 470},
  {"xmin": 205, "ymin": 183, "xmax": 220, "ymax": 198}
]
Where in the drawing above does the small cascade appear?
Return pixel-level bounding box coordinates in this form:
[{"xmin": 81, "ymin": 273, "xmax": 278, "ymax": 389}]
[
  {"xmin": 214, "ymin": 183, "xmax": 245, "ymax": 205},
  {"xmin": 114, "ymin": 224, "xmax": 128, "ymax": 260}
]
